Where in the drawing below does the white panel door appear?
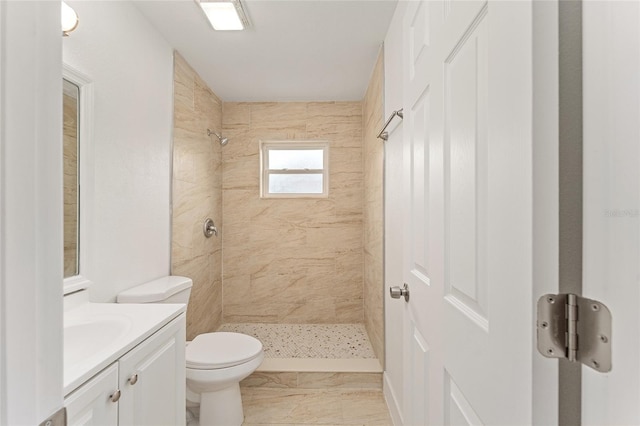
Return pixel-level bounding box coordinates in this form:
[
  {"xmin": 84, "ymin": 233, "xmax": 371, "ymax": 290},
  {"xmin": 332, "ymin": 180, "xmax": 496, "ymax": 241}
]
[
  {"xmin": 401, "ymin": 2, "xmax": 443, "ymax": 422},
  {"xmin": 398, "ymin": 1, "xmax": 543, "ymax": 424},
  {"xmin": 582, "ymin": 2, "xmax": 640, "ymax": 424},
  {"xmin": 385, "ymin": 124, "xmax": 406, "ymax": 425},
  {"xmin": 0, "ymin": 2, "xmax": 64, "ymax": 425}
]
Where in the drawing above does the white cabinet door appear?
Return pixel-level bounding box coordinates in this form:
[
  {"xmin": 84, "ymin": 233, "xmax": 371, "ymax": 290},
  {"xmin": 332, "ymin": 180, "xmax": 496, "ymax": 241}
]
[
  {"xmin": 118, "ymin": 314, "xmax": 186, "ymax": 426},
  {"xmin": 65, "ymin": 363, "xmax": 119, "ymax": 426}
]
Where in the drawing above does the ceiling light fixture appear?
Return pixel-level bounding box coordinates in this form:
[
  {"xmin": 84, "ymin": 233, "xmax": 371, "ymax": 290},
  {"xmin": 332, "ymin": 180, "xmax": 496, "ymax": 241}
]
[
  {"xmin": 61, "ymin": 2, "xmax": 79, "ymax": 36},
  {"xmin": 196, "ymin": 0, "xmax": 250, "ymax": 31}
]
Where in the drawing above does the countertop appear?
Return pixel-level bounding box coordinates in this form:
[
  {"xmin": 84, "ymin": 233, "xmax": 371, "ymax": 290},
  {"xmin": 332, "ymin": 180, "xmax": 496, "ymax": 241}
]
[{"xmin": 64, "ymin": 302, "xmax": 185, "ymax": 396}]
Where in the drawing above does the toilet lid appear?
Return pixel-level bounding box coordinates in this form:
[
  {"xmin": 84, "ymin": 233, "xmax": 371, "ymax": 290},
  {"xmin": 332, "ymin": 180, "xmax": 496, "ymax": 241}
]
[{"xmin": 186, "ymin": 332, "xmax": 263, "ymax": 369}]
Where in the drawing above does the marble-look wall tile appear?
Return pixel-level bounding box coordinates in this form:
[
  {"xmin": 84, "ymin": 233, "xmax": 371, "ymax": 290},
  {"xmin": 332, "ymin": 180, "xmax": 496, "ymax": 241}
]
[
  {"xmin": 363, "ymin": 50, "xmax": 385, "ymax": 365},
  {"xmin": 222, "ymin": 101, "xmax": 364, "ymax": 324},
  {"xmin": 172, "ymin": 52, "xmax": 223, "ymax": 340}
]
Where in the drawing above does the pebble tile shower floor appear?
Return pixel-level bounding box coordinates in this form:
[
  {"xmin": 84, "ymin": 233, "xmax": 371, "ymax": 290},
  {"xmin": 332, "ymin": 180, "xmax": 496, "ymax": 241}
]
[{"xmin": 218, "ymin": 323, "xmax": 377, "ymax": 359}]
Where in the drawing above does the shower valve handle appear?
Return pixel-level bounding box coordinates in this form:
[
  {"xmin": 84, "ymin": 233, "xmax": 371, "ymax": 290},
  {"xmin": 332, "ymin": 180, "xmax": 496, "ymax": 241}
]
[{"xmin": 203, "ymin": 218, "xmax": 218, "ymax": 238}]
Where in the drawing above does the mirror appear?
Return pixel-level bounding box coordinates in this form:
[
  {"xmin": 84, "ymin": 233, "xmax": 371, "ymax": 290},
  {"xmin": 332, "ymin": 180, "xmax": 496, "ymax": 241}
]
[
  {"xmin": 63, "ymin": 65, "xmax": 93, "ymax": 294},
  {"xmin": 63, "ymin": 78, "xmax": 79, "ymax": 278}
]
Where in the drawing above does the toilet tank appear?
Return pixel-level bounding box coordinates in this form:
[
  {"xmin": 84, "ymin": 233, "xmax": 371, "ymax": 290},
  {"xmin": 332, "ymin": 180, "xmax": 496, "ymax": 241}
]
[{"xmin": 117, "ymin": 276, "xmax": 193, "ymax": 305}]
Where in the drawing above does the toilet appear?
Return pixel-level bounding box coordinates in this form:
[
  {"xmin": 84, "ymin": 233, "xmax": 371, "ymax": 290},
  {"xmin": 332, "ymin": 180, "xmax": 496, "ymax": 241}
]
[{"xmin": 117, "ymin": 276, "xmax": 263, "ymax": 426}]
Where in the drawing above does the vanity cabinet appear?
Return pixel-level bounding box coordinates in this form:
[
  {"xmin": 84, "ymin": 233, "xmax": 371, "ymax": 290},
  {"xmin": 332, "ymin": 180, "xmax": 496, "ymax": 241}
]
[
  {"xmin": 118, "ymin": 314, "xmax": 186, "ymax": 425},
  {"xmin": 65, "ymin": 314, "xmax": 186, "ymax": 426},
  {"xmin": 65, "ymin": 363, "xmax": 119, "ymax": 425}
]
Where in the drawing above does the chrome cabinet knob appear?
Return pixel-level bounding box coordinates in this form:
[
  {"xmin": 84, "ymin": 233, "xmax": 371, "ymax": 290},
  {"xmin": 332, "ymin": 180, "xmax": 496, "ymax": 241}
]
[
  {"xmin": 110, "ymin": 389, "xmax": 121, "ymax": 403},
  {"xmin": 390, "ymin": 283, "xmax": 410, "ymax": 302}
]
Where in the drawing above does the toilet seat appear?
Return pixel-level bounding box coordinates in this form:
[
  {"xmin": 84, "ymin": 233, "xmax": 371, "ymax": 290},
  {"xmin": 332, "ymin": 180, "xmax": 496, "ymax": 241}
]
[{"xmin": 186, "ymin": 332, "xmax": 263, "ymax": 369}]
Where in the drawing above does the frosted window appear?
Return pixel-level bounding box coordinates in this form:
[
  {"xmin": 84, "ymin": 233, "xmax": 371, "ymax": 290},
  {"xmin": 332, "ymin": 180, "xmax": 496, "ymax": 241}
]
[
  {"xmin": 269, "ymin": 150, "xmax": 324, "ymax": 170},
  {"xmin": 260, "ymin": 141, "xmax": 329, "ymax": 198},
  {"xmin": 269, "ymin": 174, "xmax": 324, "ymax": 194}
]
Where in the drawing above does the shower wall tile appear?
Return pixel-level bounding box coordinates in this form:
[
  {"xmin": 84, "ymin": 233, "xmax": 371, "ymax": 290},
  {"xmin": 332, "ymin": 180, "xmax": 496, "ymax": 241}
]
[
  {"xmin": 173, "ymin": 113, "xmax": 202, "ymax": 145},
  {"xmin": 222, "ymin": 101, "xmax": 364, "ymax": 324},
  {"xmin": 172, "ymin": 139, "xmax": 197, "ymax": 184},
  {"xmin": 222, "ymin": 102, "xmax": 251, "ymax": 129},
  {"xmin": 331, "ymin": 147, "xmax": 362, "ymax": 174},
  {"xmin": 172, "ymin": 253, "xmax": 213, "ymax": 334},
  {"xmin": 363, "ymin": 50, "xmax": 385, "ymax": 365},
  {"xmin": 172, "ymin": 52, "xmax": 223, "ymax": 340},
  {"xmin": 335, "ymin": 298, "xmax": 366, "ymax": 323},
  {"xmin": 174, "ymin": 53, "xmax": 195, "ymax": 109},
  {"xmin": 306, "ymin": 122, "xmax": 363, "ymax": 149},
  {"xmin": 335, "ymin": 249, "xmax": 364, "ymax": 298},
  {"xmin": 250, "ymin": 102, "xmax": 308, "ymax": 136},
  {"xmin": 222, "ymin": 154, "xmax": 260, "ymax": 190},
  {"xmin": 308, "ymin": 102, "xmax": 362, "ymax": 125},
  {"xmin": 222, "ymin": 189, "xmax": 254, "ymax": 222}
]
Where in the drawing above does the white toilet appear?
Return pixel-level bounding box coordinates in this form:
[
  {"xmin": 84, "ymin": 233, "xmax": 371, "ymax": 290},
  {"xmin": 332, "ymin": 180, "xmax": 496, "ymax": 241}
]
[{"xmin": 117, "ymin": 276, "xmax": 264, "ymax": 426}]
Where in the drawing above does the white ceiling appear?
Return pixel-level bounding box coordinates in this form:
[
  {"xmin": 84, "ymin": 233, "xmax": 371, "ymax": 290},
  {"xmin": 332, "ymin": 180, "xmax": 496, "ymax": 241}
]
[{"xmin": 134, "ymin": 0, "xmax": 397, "ymax": 101}]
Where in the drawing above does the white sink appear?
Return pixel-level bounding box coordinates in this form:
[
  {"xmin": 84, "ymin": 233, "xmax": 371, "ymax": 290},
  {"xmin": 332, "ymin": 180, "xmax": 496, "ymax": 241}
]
[
  {"xmin": 64, "ymin": 315, "xmax": 132, "ymax": 367},
  {"xmin": 63, "ymin": 301, "xmax": 186, "ymax": 395}
]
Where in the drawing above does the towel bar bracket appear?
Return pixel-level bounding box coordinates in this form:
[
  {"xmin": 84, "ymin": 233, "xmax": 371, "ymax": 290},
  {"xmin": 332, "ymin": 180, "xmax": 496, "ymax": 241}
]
[{"xmin": 377, "ymin": 108, "xmax": 404, "ymax": 141}]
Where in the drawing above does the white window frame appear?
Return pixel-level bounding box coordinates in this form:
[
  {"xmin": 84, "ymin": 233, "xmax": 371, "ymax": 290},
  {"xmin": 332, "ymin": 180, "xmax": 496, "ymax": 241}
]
[{"xmin": 260, "ymin": 140, "xmax": 329, "ymax": 198}]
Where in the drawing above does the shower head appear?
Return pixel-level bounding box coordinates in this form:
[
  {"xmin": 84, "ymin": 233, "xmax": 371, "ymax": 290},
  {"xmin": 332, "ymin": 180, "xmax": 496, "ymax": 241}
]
[{"xmin": 207, "ymin": 129, "xmax": 229, "ymax": 146}]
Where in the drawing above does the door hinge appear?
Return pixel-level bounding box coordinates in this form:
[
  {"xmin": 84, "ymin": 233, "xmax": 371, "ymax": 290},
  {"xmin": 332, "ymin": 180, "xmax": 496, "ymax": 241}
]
[
  {"xmin": 537, "ymin": 293, "xmax": 612, "ymax": 372},
  {"xmin": 38, "ymin": 407, "xmax": 66, "ymax": 426}
]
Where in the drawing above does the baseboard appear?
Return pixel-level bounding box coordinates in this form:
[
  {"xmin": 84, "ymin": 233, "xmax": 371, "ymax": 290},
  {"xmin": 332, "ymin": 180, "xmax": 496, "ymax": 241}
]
[{"xmin": 383, "ymin": 371, "xmax": 403, "ymax": 426}]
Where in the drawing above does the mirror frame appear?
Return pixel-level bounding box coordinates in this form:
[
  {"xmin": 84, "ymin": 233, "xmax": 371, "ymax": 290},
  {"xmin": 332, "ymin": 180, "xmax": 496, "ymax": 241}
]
[{"xmin": 63, "ymin": 64, "xmax": 94, "ymax": 295}]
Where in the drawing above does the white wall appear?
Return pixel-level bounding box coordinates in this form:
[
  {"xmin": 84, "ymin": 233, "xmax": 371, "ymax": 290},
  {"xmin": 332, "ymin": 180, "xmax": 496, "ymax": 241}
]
[
  {"xmin": 63, "ymin": 1, "xmax": 174, "ymax": 302},
  {"xmin": 0, "ymin": 2, "xmax": 64, "ymax": 423}
]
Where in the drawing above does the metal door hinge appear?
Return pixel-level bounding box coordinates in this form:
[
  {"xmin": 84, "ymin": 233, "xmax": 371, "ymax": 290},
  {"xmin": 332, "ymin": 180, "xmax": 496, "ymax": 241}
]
[
  {"xmin": 39, "ymin": 407, "xmax": 66, "ymax": 426},
  {"xmin": 537, "ymin": 293, "xmax": 612, "ymax": 372}
]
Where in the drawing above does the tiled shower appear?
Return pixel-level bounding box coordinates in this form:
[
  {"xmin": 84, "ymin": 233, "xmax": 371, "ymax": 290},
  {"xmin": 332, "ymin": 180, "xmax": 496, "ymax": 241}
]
[{"xmin": 171, "ymin": 51, "xmax": 385, "ymax": 371}]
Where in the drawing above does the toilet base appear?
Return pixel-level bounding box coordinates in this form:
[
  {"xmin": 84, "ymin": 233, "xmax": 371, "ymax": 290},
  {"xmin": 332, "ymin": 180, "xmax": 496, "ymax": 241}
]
[{"xmin": 198, "ymin": 383, "xmax": 244, "ymax": 426}]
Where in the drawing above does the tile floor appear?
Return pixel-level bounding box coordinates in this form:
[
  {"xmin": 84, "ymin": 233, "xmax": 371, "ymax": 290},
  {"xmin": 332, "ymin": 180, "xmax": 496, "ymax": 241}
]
[
  {"xmin": 218, "ymin": 323, "xmax": 377, "ymax": 359},
  {"xmin": 241, "ymin": 387, "xmax": 392, "ymax": 426},
  {"xmin": 215, "ymin": 323, "xmax": 392, "ymax": 425}
]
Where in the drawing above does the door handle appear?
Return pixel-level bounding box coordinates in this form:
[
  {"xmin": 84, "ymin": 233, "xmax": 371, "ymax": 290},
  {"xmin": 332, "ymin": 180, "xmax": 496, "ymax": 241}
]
[{"xmin": 390, "ymin": 283, "xmax": 410, "ymax": 302}]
